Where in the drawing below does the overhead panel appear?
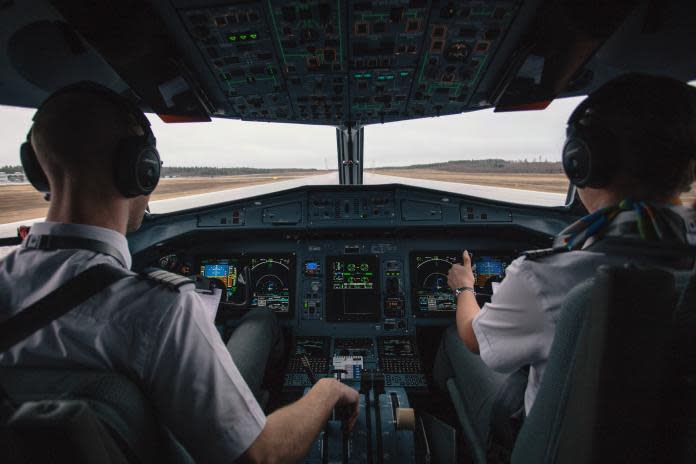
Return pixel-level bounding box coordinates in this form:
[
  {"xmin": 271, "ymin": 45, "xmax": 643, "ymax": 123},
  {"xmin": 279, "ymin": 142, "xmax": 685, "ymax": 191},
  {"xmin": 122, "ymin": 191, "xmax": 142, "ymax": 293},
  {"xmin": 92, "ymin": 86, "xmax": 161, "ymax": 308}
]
[
  {"xmin": 270, "ymin": 0, "xmax": 348, "ymax": 124},
  {"xmin": 177, "ymin": 0, "xmax": 520, "ymax": 126},
  {"xmin": 347, "ymin": 0, "xmax": 429, "ymax": 123},
  {"xmin": 409, "ymin": 2, "xmax": 517, "ymax": 118},
  {"xmin": 182, "ymin": 2, "xmax": 292, "ymax": 121}
]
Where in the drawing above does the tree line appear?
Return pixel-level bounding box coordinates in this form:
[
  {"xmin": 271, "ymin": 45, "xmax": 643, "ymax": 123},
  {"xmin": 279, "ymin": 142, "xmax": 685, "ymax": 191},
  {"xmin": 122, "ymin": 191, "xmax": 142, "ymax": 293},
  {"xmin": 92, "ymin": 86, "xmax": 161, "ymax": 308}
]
[
  {"xmin": 375, "ymin": 159, "xmax": 564, "ymax": 174},
  {"xmin": 3, "ymin": 159, "xmax": 564, "ymax": 176}
]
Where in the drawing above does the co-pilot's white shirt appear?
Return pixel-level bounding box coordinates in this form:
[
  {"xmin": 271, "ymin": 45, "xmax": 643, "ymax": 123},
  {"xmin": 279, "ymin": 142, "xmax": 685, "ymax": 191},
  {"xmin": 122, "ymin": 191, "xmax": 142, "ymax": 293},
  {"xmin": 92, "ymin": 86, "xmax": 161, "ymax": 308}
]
[
  {"xmin": 0, "ymin": 222, "xmax": 265, "ymax": 463},
  {"xmin": 473, "ymin": 206, "xmax": 696, "ymax": 415}
]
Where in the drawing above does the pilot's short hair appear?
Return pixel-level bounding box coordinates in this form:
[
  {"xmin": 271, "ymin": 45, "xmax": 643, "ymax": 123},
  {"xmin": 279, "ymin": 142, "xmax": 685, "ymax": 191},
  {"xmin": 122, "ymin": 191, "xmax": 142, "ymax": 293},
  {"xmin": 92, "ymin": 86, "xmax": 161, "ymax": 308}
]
[
  {"xmin": 31, "ymin": 89, "xmax": 141, "ymax": 175},
  {"xmin": 579, "ymin": 72, "xmax": 696, "ymax": 196}
]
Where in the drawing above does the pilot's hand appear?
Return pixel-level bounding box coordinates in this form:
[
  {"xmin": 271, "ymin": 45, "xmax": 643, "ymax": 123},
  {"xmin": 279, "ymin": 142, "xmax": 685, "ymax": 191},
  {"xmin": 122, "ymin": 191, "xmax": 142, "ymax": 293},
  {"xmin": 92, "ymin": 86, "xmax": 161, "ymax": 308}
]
[
  {"xmin": 448, "ymin": 251, "xmax": 475, "ymax": 289},
  {"xmin": 321, "ymin": 378, "xmax": 360, "ymax": 431}
]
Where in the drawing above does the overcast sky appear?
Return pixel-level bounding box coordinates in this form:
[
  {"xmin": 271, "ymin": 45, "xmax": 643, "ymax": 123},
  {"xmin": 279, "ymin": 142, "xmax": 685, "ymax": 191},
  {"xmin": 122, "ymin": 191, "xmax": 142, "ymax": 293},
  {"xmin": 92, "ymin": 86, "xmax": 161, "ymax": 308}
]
[{"xmin": 0, "ymin": 96, "xmax": 584, "ymax": 169}]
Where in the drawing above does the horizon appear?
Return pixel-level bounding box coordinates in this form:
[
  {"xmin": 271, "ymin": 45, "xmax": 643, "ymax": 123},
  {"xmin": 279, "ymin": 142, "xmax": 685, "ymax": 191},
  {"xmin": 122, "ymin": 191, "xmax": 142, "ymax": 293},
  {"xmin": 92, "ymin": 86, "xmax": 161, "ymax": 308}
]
[
  {"xmin": 0, "ymin": 156, "xmax": 565, "ymax": 173},
  {"xmin": 0, "ymin": 96, "xmax": 584, "ymax": 169}
]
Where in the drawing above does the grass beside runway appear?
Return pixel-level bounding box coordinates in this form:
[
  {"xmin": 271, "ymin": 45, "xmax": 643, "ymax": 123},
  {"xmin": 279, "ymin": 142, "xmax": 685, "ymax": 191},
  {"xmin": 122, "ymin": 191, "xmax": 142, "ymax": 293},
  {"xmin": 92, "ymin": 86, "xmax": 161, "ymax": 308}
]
[{"xmin": 0, "ymin": 172, "xmax": 325, "ymax": 224}]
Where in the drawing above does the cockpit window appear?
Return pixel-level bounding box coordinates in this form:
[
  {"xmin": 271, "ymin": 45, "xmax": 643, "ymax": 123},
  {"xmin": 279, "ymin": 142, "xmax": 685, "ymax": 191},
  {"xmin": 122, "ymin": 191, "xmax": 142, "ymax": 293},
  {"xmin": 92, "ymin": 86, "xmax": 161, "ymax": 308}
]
[
  {"xmin": 0, "ymin": 105, "xmax": 336, "ymax": 232},
  {"xmin": 363, "ymin": 96, "xmax": 585, "ymax": 207}
]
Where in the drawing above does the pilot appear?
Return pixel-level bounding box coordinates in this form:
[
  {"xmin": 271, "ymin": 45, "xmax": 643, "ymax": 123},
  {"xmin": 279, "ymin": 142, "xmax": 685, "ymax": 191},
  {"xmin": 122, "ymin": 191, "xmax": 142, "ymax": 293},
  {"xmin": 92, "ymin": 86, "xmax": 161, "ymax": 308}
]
[
  {"xmin": 434, "ymin": 73, "xmax": 696, "ymax": 452},
  {"xmin": 0, "ymin": 82, "xmax": 358, "ymax": 463}
]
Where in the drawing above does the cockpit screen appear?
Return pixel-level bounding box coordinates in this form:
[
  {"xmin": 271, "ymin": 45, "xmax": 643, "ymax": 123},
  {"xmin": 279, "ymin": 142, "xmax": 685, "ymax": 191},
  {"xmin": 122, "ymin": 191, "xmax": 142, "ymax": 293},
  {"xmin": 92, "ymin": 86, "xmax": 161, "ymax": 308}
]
[
  {"xmin": 330, "ymin": 258, "xmax": 377, "ymax": 290},
  {"xmin": 326, "ymin": 255, "xmax": 380, "ymax": 322},
  {"xmin": 411, "ymin": 251, "xmax": 513, "ymax": 316},
  {"xmin": 411, "ymin": 253, "xmax": 459, "ymax": 314},
  {"xmin": 200, "ymin": 257, "xmax": 243, "ymax": 302},
  {"xmin": 199, "ymin": 255, "xmax": 294, "ymax": 315},
  {"xmin": 249, "ymin": 256, "xmax": 293, "ymax": 313},
  {"xmin": 473, "ymin": 256, "xmax": 509, "ymax": 296}
]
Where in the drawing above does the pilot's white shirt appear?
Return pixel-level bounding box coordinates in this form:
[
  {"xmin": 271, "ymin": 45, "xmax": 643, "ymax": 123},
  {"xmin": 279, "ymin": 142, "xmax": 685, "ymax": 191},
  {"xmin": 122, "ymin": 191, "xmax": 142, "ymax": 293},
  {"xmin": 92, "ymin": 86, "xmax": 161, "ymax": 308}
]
[
  {"xmin": 0, "ymin": 222, "xmax": 265, "ymax": 463},
  {"xmin": 472, "ymin": 206, "xmax": 696, "ymax": 414}
]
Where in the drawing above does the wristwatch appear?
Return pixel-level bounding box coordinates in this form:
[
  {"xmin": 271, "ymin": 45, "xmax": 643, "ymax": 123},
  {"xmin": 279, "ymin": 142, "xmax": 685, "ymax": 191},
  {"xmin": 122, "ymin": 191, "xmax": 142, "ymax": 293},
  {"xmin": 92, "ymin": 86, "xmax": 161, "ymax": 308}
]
[{"xmin": 454, "ymin": 286, "xmax": 476, "ymax": 297}]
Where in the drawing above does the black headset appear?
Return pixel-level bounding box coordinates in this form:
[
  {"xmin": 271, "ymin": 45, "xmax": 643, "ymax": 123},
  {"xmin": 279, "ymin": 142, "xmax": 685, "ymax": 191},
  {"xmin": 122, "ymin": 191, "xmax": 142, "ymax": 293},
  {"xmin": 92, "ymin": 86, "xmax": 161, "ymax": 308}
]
[
  {"xmin": 20, "ymin": 81, "xmax": 162, "ymax": 198},
  {"xmin": 562, "ymin": 102, "xmax": 622, "ymax": 189},
  {"xmin": 563, "ymin": 93, "xmax": 696, "ymax": 189}
]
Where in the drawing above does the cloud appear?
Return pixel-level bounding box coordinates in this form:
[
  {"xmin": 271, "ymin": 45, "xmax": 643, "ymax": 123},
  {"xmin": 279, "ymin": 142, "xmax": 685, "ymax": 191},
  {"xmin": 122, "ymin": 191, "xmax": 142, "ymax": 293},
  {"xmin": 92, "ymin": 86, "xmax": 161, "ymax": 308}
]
[{"xmin": 0, "ymin": 96, "xmax": 584, "ymax": 169}]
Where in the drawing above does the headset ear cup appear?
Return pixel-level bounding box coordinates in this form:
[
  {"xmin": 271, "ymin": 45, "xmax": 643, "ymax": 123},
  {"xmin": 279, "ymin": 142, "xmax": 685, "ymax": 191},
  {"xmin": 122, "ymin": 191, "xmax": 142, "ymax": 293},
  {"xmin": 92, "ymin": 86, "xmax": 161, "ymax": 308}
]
[
  {"xmin": 135, "ymin": 148, "xmax": 161, "ymax": 195},
  {"xmin": 114, "ymin": 137, "xmax": 161, "ymax": 197},
  {"xmin": 20, "ymin": 140, "xmax": 50, "ymax": 193},
  {"xmin": 563, "ymin": 125, "xmax": 593, "ymax": 188},
  {"xmin": 563, "ymin": 123, "xmax": 618, "ymax": 189}
]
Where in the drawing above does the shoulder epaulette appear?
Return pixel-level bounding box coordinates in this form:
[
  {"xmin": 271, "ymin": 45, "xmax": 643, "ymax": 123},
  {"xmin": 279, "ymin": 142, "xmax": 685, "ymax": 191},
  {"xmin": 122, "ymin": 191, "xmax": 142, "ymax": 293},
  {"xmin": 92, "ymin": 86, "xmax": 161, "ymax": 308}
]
[
  {"xmin": 141, "ymin": 268, "xmax": 195, "ymax": 292},
  {"xmin": 520, "ymin": 246, "xmax": 568, "ymax": 261}
]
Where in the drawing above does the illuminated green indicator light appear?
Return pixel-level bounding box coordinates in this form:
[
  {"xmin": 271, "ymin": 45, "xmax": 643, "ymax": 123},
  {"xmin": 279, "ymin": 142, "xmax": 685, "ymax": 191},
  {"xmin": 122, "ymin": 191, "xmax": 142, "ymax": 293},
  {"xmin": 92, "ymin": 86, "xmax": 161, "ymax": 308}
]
[
  {"xmin": 363, "ymin": 73, "xmax": 372, "ymax": 78},
  {"xmin": 399, "ymin": 71, "xmax": 409, "ymax": 77},
  {"xmin": 250, "ymin": 33, "xmax": 258, "ymax": 39},
  {"xmin": 227, "ymin": 35, "xmax": 237, "ymax": 42},
  {"xmin": 354, "ymin": 73, "xmax": 363, "ymax": 78},
  {"xmin": 239, "ymin": 34, "xmax": 248, "ymax": 40},
  {"xmin": 377, "ymin": 76, "xmax": 385, "ymax": 81}
]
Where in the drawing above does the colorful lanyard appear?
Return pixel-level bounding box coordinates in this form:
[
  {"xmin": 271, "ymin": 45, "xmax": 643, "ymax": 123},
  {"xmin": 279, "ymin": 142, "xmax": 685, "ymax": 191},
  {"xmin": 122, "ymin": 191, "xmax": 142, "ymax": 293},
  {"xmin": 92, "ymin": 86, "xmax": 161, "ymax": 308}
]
[{"xmin": 559, "ymin": 199, "xmax": 682, "ymax": 251}]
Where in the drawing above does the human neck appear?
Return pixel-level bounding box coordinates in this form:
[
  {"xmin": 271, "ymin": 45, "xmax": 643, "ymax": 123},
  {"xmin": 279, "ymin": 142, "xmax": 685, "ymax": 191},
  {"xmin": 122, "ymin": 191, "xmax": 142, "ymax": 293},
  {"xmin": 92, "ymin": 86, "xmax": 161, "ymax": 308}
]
[{"xmin": 45, "ymin": 188, "xmax": 129, "ymax": 235}]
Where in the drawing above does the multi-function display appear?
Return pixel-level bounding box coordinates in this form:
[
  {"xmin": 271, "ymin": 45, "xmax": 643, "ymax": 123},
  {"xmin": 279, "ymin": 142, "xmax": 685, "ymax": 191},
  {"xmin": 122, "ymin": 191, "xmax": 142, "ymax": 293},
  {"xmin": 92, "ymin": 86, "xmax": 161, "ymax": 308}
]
[{"xmin": 326, "ymin": 255, "xmax": 380, "ymax": 322}]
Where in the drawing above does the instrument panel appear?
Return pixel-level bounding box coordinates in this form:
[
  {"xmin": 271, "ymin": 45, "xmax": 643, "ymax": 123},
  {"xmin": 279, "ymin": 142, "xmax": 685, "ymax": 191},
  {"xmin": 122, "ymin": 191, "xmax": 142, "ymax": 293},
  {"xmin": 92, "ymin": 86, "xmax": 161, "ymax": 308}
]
[
  {"xmin": 167, "ymin": 244, "xmax": 520, "ymax": 327},
  {"xmin": 135, "ymin": 185, "xmax": 571, "ymax": 393}
]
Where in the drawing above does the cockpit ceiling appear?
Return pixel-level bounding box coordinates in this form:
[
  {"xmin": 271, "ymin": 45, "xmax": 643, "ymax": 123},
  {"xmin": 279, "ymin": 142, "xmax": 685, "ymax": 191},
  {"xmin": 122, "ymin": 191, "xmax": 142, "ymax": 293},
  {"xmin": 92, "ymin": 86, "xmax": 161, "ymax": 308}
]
[
  {"xmin": 180, "ymin": 0, "xmax": 519, "ymax": 125},
  {"xmin": 7, "ymin": 1, "xmax": 682, "ymax": 126}
]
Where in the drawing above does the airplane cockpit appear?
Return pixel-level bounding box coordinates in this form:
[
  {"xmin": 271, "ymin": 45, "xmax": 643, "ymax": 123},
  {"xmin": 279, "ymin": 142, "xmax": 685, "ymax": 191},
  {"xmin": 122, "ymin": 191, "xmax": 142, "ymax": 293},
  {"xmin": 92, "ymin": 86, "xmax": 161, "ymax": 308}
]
[{"xmin": 1, "ymin": 1, "xmax": 696, "ymax": 463}]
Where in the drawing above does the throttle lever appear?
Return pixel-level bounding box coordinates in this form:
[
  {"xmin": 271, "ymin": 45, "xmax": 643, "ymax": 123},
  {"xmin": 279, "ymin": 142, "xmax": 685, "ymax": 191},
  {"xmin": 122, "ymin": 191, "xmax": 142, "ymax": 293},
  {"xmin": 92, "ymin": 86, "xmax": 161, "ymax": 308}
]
[{"xmin": 300, "ymin": 354, "xmax": 318, "ymax": 385}]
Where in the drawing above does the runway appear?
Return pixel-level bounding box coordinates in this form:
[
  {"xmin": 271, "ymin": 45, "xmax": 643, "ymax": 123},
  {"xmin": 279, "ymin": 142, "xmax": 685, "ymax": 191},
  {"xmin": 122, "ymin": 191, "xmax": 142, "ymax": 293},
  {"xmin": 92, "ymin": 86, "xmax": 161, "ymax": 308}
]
[{"xmin": 0, "ymin": 173, "xmax": 566, "ymax": 240}]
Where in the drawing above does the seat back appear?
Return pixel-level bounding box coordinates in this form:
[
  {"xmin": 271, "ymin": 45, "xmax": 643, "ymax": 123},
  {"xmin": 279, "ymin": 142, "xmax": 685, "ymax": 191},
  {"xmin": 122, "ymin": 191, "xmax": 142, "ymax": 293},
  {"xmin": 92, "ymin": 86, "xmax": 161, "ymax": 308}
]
[
  {"xmin": 0, "ymin": 368, "xmax": 193, "ymax": 464},
  {"xmin": 3, "ymin": 398, "xmax": 130, "ymax": 463},
  {"xmin": 512, "ymin": 265, "xmax": 695, "ymax": 463}
]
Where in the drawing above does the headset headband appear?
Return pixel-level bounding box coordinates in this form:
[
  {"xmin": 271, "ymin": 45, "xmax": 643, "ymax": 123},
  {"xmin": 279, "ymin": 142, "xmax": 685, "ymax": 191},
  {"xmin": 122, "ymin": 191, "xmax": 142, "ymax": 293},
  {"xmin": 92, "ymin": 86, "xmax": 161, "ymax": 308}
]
[
  {"xmin": 30, "ymin": 81, "xmax": 155, "ymax": 145},
  {"xmin": 567, "ymin": 103, "xmax": 695, "ymax": 159}
]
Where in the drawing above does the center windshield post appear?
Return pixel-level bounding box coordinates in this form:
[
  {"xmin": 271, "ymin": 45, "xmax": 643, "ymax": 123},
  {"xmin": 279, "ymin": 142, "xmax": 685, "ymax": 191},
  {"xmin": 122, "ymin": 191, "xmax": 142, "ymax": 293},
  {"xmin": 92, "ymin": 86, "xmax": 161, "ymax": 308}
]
[{"xmin": 336, "ymin": 124, "xmax": 364, "ymax": 185}]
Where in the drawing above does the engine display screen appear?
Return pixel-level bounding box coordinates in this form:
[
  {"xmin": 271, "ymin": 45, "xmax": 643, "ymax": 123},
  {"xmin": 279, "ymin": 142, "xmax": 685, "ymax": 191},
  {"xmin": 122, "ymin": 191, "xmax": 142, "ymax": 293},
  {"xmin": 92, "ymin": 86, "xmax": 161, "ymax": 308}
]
[
  {"xmin": 198, "ymin": 255, "xmax": 295, "ymax": 316},
  {"xmin": 411, "ymin": 251, "xmax": 512, "ymax": 316},
  {"xmin": 330, "ymin": 258, "xmax": 377, "ymax": 290},
  {"xmin": 326, "ymin": 255, "xmax": 380, "ymax": 322}
]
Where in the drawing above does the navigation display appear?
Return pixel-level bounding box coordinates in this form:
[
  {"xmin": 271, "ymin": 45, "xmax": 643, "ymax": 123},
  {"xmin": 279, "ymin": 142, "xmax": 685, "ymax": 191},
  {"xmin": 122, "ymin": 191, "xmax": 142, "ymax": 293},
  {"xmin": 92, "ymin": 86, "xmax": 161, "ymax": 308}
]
[
  {"xmin": 199, "ymin": 254, "xmax": 295, "ymax": 315},
  {"xmin": 411, "ymin": 251, "xmax": 512, "ymax": 316},
  {"xmin": 249, "ymin": 256, "xmax": 293, "ymax": 313},
  {"xmin": 412, "ymin": 253, "xmax": 459, "ymax": 314},
  {"xmin": 326, "ymin": 255, "xmax": 380, "ymax": 322}
]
